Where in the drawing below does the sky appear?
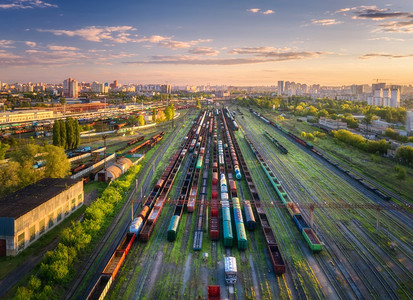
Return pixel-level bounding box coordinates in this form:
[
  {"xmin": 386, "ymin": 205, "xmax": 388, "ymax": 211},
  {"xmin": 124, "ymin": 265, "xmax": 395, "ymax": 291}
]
[{"xmin": 0, "ymin": 0, "xmax": 412, "ymax": 86}]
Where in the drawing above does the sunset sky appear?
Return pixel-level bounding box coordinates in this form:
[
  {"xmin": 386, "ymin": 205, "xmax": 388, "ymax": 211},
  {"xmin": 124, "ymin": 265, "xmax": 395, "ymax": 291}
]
[{"xmin": 0, "ymin": 0, "xmax": 412, "ymax": 85}]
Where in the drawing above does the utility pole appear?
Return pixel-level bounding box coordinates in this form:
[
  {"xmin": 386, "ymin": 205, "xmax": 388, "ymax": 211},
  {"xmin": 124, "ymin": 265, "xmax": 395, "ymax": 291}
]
[
  {"xmin": 376, "ymin": 207, "xmax": 381, "ymax": 234},
  {"xmin": 309, "ymin": 203, "xmax": 315, "ymax": 228}
]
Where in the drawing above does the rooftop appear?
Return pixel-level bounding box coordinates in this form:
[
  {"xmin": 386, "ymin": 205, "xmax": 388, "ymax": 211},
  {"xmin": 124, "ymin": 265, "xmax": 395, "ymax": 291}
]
[{"xmin": 0, "ymin": 178, "xmax": 82, "ymax": 219}]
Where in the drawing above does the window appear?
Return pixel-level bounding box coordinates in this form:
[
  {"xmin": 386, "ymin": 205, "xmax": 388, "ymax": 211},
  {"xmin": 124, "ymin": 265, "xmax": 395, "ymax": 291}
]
[
  {"xmin": 18, "ymin": 233, "xmax": 25, "ymax": 250},
  {"xmin": 29, "ymin": 226, "xmax": 36, "ymax": 242},
  {"xmin": 39, "ymin": 219, "xmax": 45, "ymax": 234},
  {"xmin": 71, "ymin": 198, "xmax": 76, "ymax": 211},
  {"xmin": 48, "ymin": 213, "xmax": 54, "ymax": 229},
  {"xmin": 65, "ymin": 203, "xmax": 69, "ymax": 216},
  {"xmin": 57, "ymin": 208, "xmax": 62, "ymax": 222},
  {"xmin": 78, "ymin": 194, "xmax": 82, "ymax": 205}
]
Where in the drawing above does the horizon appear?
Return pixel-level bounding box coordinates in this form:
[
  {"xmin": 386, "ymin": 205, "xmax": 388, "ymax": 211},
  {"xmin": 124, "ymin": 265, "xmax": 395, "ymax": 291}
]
[{"xmin": 1, "ymin": 0, "xmax": 413, "ymax": 85}]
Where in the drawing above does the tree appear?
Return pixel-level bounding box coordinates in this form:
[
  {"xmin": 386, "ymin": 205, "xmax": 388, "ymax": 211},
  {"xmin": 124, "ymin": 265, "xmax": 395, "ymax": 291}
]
[
  {"xmin": 0, "ymin": 161, "xmax": 20, "ymax": 196},
  {"xmin": 165, "ymin": 103, "xmax": 175, "ymax": 121},
  {"xmin": 10, "ymin": 143, "xmax": 39, "ymax": 166},
  {"xmin": 301, "ymin": 131, "xmax": 306, "ymax": 138},
  {"xmin": 0, "ymin": 141, "xmax": 10, "ymax": 160},
  {"xmin": 362, "ymin": 114, "xmax": 375, "ymax": 132},
  {"xmin": 44, "ymin": 145, "xmax": 71, "ymax": 178},
  {"xmin": 127, "ymin": 116, "xmax": 137, "ymax": 125},
  {"xmin": 196, "ymin": 99, "xmax": 201, "ymax": 109},
  {"xmin": 152, "ymin": 108, "xmax": 156, "ymax": 122},
  {"xmin": 156, "ymin": 111, "xmax": 166, "ymax": 122},
  {"xmin": 395, "ymin": 146, "xmax": 413, "ymax": 165},
  {"xmin": 59, "ymin": 120, "xmax": 67, "ymax": 148},
  {"xmin": 59, "ymin": 97, "xmax": 66, "ymax": 105},
  {"xmin": 74, "ymin": 120, "xmax": 80, "ymax": 148},
  {"xmin": 395, "ymin": 165, "xmax": 406, "ymax": 181},
  {"xmin": 66, "ymin": 118, "xmax": 75, "ymax": 149},
  {"xmin": 137, "ymin": 115, "xmax": 145, "ymax": 126},
  {"xmin": 53, "ymin": 120, "xmax": 61, "ymax": 147}
]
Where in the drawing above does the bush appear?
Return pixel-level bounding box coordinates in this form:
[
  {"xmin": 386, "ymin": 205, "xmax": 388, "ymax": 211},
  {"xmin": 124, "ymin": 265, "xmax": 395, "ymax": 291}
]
[{"xmin": 14, "ymin": 164, "xmax": 142, "ymax": 299}]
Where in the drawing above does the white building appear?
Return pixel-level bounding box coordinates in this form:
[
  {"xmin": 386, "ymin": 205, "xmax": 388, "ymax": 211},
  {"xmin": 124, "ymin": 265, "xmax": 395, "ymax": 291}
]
[
  {"xmin": 318, "ymin": 117, "xmax": 348, "ymax": 130},
  {"xmin": 92, "ymin": 82, "xmax": 108, "ymax": 93},
  {"xmin": 368, "ymin": 84, "xmax": 400, "ymax": 108},
  {"xmin": 278, "ymin": 81, "xmax": 284, "ymax": 95}
]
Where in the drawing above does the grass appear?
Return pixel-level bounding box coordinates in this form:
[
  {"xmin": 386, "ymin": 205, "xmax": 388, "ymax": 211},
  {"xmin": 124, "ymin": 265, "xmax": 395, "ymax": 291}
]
[
  {"xmin": 83, "ymin": 181, "xmax": 107, "ymax": 195},
  {"xmin": 265, "ymin": 112, "xmax": 413, "ymax": 203}
]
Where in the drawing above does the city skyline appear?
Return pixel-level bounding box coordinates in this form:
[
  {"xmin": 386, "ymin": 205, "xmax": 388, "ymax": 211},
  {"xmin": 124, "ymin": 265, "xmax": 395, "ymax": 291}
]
[{"xmin": 1, "ymin": 0, "xmax": 413, "ymax": 85}]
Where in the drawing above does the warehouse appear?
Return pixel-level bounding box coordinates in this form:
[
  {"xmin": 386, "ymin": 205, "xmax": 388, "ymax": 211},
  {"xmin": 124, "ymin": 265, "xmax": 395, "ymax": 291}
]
[{"xmin": 0, "ymin": 178, "xmax": 83, "ymax": 256}]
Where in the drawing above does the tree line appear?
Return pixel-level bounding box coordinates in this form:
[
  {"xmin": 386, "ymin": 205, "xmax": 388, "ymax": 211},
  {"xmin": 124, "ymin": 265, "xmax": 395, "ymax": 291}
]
[
  {"xmin": 0, "ymin": 142, "xmax": 70, "ymax": 197},
  {"xmin": 331, "ymin": 129, "xmax": 390, "ymax": 154},
  {"xmin": 14, "ymin": 165, "xmax": 142, "ymax": 300},
  {"xmin": 52, "ymin": 118, "xmax": 81, "ymax": 149}
]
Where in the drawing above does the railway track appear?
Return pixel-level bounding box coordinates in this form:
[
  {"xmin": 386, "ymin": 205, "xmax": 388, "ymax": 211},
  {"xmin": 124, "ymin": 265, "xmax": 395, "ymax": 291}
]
[
  {"xmin": 240, "ymin": 122, "xmax": 369, "ymax": 299},
  {"xmin": 237, "ymin": 126, "xmax": 319, "ymax": 300},
  {"xmin": 240, "ymin": 111, "xmax": 412, "ymax": 299},
  {"xmin": 66, "ymin": 112, "xmax": 190, "ymax": 299}
]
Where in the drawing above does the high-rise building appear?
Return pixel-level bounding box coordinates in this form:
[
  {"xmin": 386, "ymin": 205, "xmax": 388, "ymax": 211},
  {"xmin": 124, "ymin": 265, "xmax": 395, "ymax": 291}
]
[
  {"xmin": 63, "ymin": 77, "xmax": 79, "ymax": 98},
  {"xmin": 351, "ymin": 85, "xmax": 364, "ymax": 95},
  {"xmin": 390, "ymin": 89, "xmax": 400, "ymax": 108},
  {"xmin": 109, "ymin": 80, "xmax": 118, "ymax": 89},
  {"xmin": 161, "ymin": 84, "xmax": 171, "ymax": 94},
  {"xmin": 277, "ymin": 81, "xmax": 284, "ymax": 95},
  {"xmin": 406, "ymin": 111, "xmax": 413, "ymax": 133},
  {"xmin": 372, "ymin": 82, "xmax": 386, "ymax": 91}
]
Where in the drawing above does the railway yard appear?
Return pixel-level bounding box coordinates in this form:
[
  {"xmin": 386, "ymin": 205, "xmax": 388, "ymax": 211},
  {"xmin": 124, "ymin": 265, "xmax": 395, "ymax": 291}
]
[{"xmin": 78, "ymin": 105, "xmax": 412, "ymax": 300}]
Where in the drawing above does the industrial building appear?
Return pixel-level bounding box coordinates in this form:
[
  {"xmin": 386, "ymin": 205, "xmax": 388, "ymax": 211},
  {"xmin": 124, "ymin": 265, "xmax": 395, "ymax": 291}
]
[{"xmin": 0, "ymin": 178, "xmax": 83, "ymax": 256}]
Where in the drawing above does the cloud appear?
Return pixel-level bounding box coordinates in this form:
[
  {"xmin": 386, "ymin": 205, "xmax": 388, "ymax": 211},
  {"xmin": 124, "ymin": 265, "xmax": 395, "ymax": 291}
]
[
  {"xmin": 188, "ymin": 47, "xmax": 219, "ymax": 56},
  {"xmin": 38, "ymin": 26, "xmax": 137, "ymax": 43},
  {"xmin": 262, "ymin": 10, "xmax": 274, "ymax": 15},
  {"xmin": 229, "ymin": 47, "xmax": 291, "ymax": 55},
  {"xmin": 25, "ymin": 41, "xmax": 36, "ymax": 47},
  {"xmin": 0, "ymin": 0, "xmax": 57, "ymax": 9},
  {"xmin": 48, "ymin": 45, "xmax": 79, "ymax": 51},
  {"xmin": 136, "ymin": 35, "xmax": 212, "ymax": 49},
  {"xmin": 352, "ymin": 6, "xmax": 410, "ymax": 20},
  {"xmin": 335, "ymin": 6, "xmax": 413, "ymax": 33},
  {"xmin": 312, "ymin": 19, "xmax": 342, "ymax": 26},
  {"xmin": 360, "ymin": 53, "xmax": 413, "ymax": 59},
  {"xmin": 124, "ymin": 48, "xmax": 326, "ymax": 65},
  {"xmin": 377, "ymin": 19, "xmax": 413, "ymax": 33},
  {"xmin": 0, "ymin": 40, "xmax": 15, "ymax": 48},
  {"xmin": 247, "ymin": 8, "xmax": 260, "ymax": 13},
  {"xmin": 368, "ymin": 37, "xmax": 405, "ymax": 41},
  {"xmin": 247, "ymin": 8, "xmax": 274, "ymax": 15}
]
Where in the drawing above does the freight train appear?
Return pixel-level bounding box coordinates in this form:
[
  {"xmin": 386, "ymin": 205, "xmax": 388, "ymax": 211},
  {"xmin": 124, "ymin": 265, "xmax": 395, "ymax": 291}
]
[
  {"xmin": 86, "ymin": 233, "xmax": 135, "ymax": 299},
  {"xmin": 251, "ymin": 110, "xmax": 392, "ymax": 201},
  {"xmin": 245, "ymin": 134, "xmax": 323, "ymax": 253},
  {"xmin": 220, "ymin": 109, "xmax": 247, "ymax": 250}
]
